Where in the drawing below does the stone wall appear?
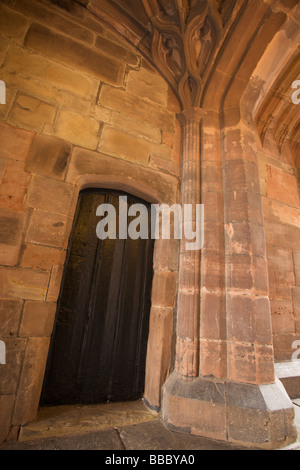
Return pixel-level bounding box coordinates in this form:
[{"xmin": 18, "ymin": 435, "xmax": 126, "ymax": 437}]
[
  {"xmin": 257, "ymin": 131, "xmax": 300, "ymax": 361},
  {"xmin": 0, "ymin": 0, "xmax": 180, "ymax": 442}
]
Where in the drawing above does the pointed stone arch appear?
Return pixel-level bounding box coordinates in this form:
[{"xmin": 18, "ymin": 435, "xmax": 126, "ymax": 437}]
[{"xmin": 84, "ymin": 0, "xmax": 300, "ymax": 448}]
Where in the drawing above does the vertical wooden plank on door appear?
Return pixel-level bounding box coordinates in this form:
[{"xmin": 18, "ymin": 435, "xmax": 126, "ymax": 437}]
[{"xmin": 40, "ymin": 190, "xmax": 154, "ymax": 406}]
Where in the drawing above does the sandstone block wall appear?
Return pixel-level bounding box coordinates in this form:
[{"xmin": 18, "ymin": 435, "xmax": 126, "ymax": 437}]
[
  {"xmin": 0, "ymin": 0, "xmax": 179, "ymax": 442},
  {"xmin": 257, "ymin": 131, "xmax": 300, "ymax": 361}
]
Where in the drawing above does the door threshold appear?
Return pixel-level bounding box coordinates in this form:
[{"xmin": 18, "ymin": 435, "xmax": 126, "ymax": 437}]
[{"xmin": 18, "ymin": 399, "xmax": 158, "ymax": 442}]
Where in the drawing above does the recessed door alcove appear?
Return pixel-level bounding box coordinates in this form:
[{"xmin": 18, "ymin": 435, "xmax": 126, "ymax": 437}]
[{"xmin": 40, "ymin": 189, "xmax": 154, "ymax": 406}]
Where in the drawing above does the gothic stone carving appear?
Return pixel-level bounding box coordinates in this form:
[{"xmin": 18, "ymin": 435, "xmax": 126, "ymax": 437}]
[{"xmin": 143, "ymin": 0, "xmax": 223, "ymax": 109}]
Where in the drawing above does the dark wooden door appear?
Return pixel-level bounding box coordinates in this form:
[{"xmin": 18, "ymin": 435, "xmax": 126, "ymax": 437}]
[{"xmin": 40, "ymin": 189, "xmax": 154, "ymax": 406}]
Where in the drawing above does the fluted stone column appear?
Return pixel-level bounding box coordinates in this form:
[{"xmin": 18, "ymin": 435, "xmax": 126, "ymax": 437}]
[{"xmin": 175, "ymin": 108, "xmax": 203, "ymax": 379}]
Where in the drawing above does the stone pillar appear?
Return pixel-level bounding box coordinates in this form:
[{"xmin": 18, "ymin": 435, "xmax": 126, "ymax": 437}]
[
  {"xmin": 175, "ymin": 108, "xmax": 203, "ymax": 379},
  {"xmin": 161, "ymin": 116, "xmax": 298, "ymax": 449},
  {"xmin": 223, "ymin": 124, "xmax": 275, "ymax": 385}
]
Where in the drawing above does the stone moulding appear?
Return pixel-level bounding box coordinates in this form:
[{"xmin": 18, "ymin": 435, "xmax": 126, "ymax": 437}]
[{"xmin": 162, "ymin": 372, "xmax": 297, "ymax": 449}]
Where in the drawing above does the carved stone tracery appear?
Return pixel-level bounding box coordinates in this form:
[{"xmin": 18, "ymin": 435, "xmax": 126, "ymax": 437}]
[{"xmin": 143, "ymin": 0, "xmax": 223, "ymax": 109}]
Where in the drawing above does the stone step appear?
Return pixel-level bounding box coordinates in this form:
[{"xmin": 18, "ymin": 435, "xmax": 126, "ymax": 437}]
[{"xmin": 275, "ymin": 361, "xmax": 300, "ymax": 399}]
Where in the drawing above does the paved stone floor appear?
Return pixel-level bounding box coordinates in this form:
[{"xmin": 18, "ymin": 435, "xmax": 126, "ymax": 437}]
[{"xmin": 1, "ymin": 399, "xmax": 300, "ymax": 451}]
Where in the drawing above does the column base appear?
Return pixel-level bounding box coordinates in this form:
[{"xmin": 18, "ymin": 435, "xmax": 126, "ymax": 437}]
[{"xmin": 161, "ymin": 372, "xmax": 297, "ymax": 449}]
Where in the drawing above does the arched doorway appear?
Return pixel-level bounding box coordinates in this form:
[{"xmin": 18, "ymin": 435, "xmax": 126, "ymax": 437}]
[{"xmin": 40, "ymin": 189, "xmax": 154, "ymax": 406}]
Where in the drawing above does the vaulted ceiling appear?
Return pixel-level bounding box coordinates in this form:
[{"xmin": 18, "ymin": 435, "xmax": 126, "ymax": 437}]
[
  {"xmin": 255, "ymin": 45, "xmax": 300, "ymax": 159},
  {"xmin": 53, "ymin": 0, "xmax": 300, "ymax": 154},
  {"xmin": 87, "ymin": 0, "xmax": 298, "ymax": 113}
]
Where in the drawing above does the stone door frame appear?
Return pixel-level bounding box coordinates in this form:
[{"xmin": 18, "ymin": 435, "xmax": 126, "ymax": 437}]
[{"xmin": 12, "ymin": 156, "xmax": 180, "ymax": 429}]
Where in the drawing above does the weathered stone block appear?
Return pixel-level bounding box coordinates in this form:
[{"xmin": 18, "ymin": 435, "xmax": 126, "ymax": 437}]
[
  {"xmin": 144, "ymin": 306, "xmax": 173, "ymax": 409},
  {"xmin": 0, "ymin": 337, "xmax": 26, "ymax": 394},
  {"xmin": 162, "ymin": 374, "xmax": 227, "ymax": 442},
  {"xmin": 225, "ymin": 221, "xmax": 266, "ymax": 256},
  {"xmin": 227, "ymin": 294, "xmax": 255, "ymax": 343},
  {"xmin": 200, "ymin": 291, "xmax": 226, "ymax": 341},
  {"xmin": 200, "ymin": 339, "xmax": 227, "ymax": 377},
  {"xmin": 0, "ymin": 36, "xmax": 10, "ymax": 67},
  {"xmin": 253, "ymin": 255, "xmax": 269, "ymax": 294},
  {"xmin": 99, "ymin": 127, "xmax": 150, "ymax": 165},
  {"xmin": 111, "ymin": 113, "xmax": 161, "ymax": 143},
  {"xmin": 0, "ymin": 208, "xmax": 27, "ymax": 266},
  {"xmin": 200, "ymin": 161, "xmax": 223, "ymax": 193},
  {"xmin": 25, "ymin": 23, "xmax": 126, "ymax": 85},
  {"xmin": 149, "ymin": 155, "xmax": 180, "ymax": 176},
  {"xmin": 266, "ymin": 164, "xmax": 300, "ymax": 207},
  {"xmin": 151, "ymin": 271, "xmax": 177, "ymax": 308},
  {"xmin": 255, "ymin": 344, "xmax": 276, "ymax": 384},
  {"xmin": 14, "ymin": 0, "xmax": 94, "ymax": 45},
  {"xmin": 82, "ymin": 15, "xmax": 105, "ymax": 35},
  {"xmin": 20, "ymin": 244, "xmax": 65, "ymax": 271},
  {"xmin": 227, "ymin": 343, "xmax": 274, "ymax": 386},
  {"xmin": 0, "ymin": 83, "xmax": 16, "ymax": 122},
  {"xmin": 0, "ymin": 243, "xmax": 20, "ymax": 268},
  {"xmin": 0, "ymin": 395, "xmax": 15, "ymax": 443},
  {"xmin": 26, "ymin": 176, "xmax": 74, "ymax": 216},
  {"xmin": 200, "ymin": 338, "xmax": 227, "ymax": 378},
  {"xmin": 8, "ymin": 94, "xmax": 56, "ymax": 132},
  {"xmin": 227, "ymin": 342, "xmax": 257, "ymax": 383},
  {"xmin": 19, "ymin": 301, "xmax": 56, "ymax": 337},
  {"xmin": 99, "ymin": 126, "xmax": 171, "ymax": 165},
  {"xmin": 225, "ymin": 221, "xmax": 250, "ymax": 255},
  {"xmin": 0, "ymin": 299, "xmax": 23, "ymax": 336},
  {"xmin": 226, "ymin": 379, "xmax": 296, "ymax": 449},
  {"xmin": 224, "ymin": 190, "xmax": 263, "ymax": 227},
  {"xmin": 99, "ymin": 85, "xmax": 175, "ymax": 131},
  {"xmin": 0, "ymin": 122, "xmax": 34, "ymax": 162},
  {"xmin": 273, "ymin": 333, "xmax": 300, "ymax": 362},
  {"xmin": 0, "ymin": 267, "xmax": 49, "ymax": 300},
  {"xmin": 203, "ymin": 222, "xmax": 223, "ymax": 252},
  {"xmin": 46, "ymin": 265, "xmax": 64, "ymax": 302},
  {"xmin": 292, "ymin": 286, "xmax": 300, "ymax": 317},
  {"xmin": 95, "ymin": 34, "xmax": 139, "ymax": 67},
  {"xmin": 26, "ymin": 134, "xmax": 71, "ymax": 180},
  {"xmin": 274, "ymin": 270, "xmax": 295, "ymax": 287},
  {"xmin": 13, "ymin": 337, "xmax": 50, "ymax": 425},
  {"xmin": 0, "ymin": 158, "xmax": 6, "ymax": 184},
  {"xmin": 223, "ymin": 159, "xmax": 247, "ymax": 191},
  {"xmin": 0, "ymin": 208, "xmax": 26, "ymax": 246},
  {"xmin": 201, "ymin": 191, "xmax": 223, "ymax": 223},
  {"xmin": 254, "ymin": 296, "xmax": 273, "ymax": 344},
  {"xmin": 223, "ymin": 128, "xmax": 243, "ymax": 159},
  {"xmin": 0, "ymin": 4, "xmax": 29, "ymax": 43},
  {"xmin": 126, "ymin": 68, "xmax": 168, "ymax": 106},
  {"xmin": 1, "ymin": 65, "xmax": 92, "ymax": 117},
  {"xmin": 293, "ymin": 251, "xmax": 300, "ymax": 286},
  {"xmin": 5, "ymin": 46, "xmax": 99, "ymax": 101},
  {"xmin": 263, "ymin": 198, "xmax": 300, "ymax": 229},
  {"xmin": 153, "ymin": 239, "xmax": 179, "ymax": 272},
  {"xmin": 201, "ymin": 250, "xmax": 225, "ymax": 290},
  {"xmin": 25, "ymin": 209, "xmax": 69, "ymax": 248},
  {"xmin": 54, "ymin": 110, "xmax": 99, "ymax": 149},
  {"xmin": 162, "ymin": 130, "xmax": 174, "ymax": 147},
  {"xmin": 0, "ymin": 160, "xmax": 30, "ymax": 211},
  {"xmin": 264, "ymin": 217, "xmax": 300, "ymax": 250},
  {"xmin": 226, "ymin": 253, "xmax": 253, "ymax": 289},
  {"xmin": 66, "ymin": 148, "xmax": 179, "ymax": 205},
  {"xmin": 271, "ymin": 299, "xmax": 295, "ymax": 333},
  {"xmin": 275, "ymin": 285, "xmax": 292, "ymax": 301}
]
